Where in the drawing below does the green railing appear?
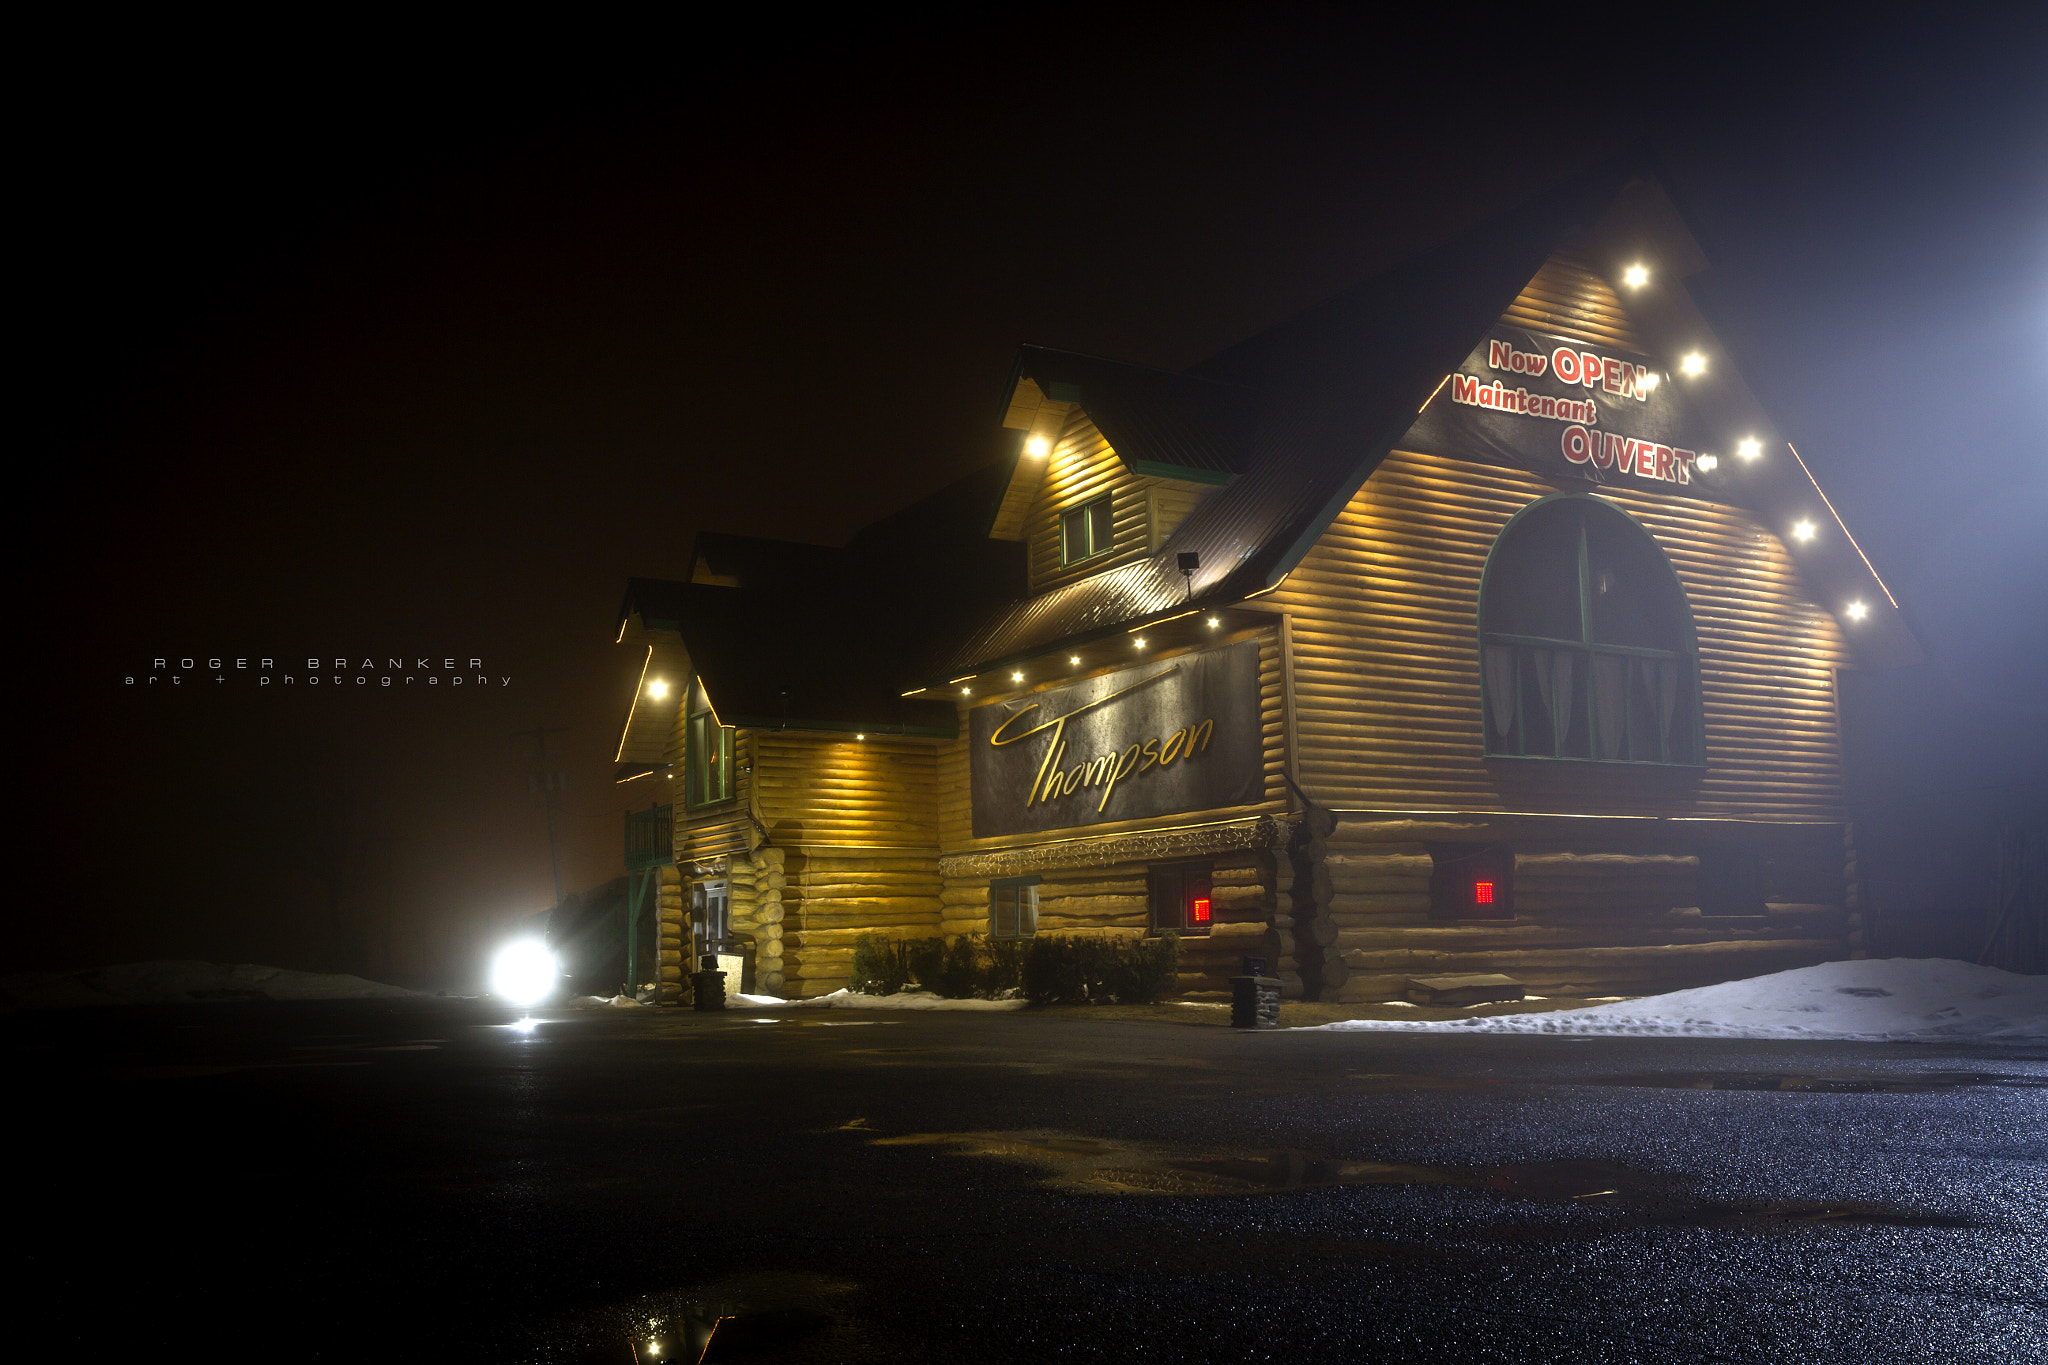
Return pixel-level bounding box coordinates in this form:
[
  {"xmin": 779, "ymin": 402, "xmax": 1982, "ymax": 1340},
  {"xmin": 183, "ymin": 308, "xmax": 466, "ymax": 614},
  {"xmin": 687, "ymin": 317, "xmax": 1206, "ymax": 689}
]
[{"xmin": 625, "ymin": 803, "xmax": 674, "ymax": 871}]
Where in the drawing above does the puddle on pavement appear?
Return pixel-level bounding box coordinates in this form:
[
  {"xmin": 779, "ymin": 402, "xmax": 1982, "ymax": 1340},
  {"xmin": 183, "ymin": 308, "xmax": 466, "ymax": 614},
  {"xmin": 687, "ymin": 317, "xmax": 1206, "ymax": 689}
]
[
  {"xmin": 871, "ymin": 1130, "xmax": 1654, "ymax": 1200},
  {"xmin": 869, "ymin": 1131, "xmax": 1979, "ymax": 1231},
  {"xmin": 545, "ymin": 1270, "xmax": 886, "ymax": 1364}
]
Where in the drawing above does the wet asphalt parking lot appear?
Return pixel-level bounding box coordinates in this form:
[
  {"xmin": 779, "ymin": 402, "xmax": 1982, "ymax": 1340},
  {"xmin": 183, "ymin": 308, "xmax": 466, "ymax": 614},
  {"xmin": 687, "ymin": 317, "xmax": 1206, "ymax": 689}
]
[{"xmin": 10, "ymin": 999, "xmax": 2045, "ymax": 1363}]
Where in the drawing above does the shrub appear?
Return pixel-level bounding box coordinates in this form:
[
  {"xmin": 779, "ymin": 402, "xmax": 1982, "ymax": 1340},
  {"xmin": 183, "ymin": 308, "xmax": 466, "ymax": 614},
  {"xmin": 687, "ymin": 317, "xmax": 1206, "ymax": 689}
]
[
  {"xmin": 906, "ymin": 938, "xmax": 947, "ymax": 994},
  {"xmin": 849, "ymin": 933, "xmax": 915, "ymax": 996},
  {"xmin": 1022, "ymin": 933, "xmax": 1180, "ymax": 1005},
  {"xmin": 935, "ymin": 934, "xmax": 981, "ymax": 999},
  {"xmin": 1023, "ymin": 936, "xmax": 1087, "ymax": 1004},
  {"xmin": 982, "ymin": 936, "xmax": 1026, "ymax": 996}
]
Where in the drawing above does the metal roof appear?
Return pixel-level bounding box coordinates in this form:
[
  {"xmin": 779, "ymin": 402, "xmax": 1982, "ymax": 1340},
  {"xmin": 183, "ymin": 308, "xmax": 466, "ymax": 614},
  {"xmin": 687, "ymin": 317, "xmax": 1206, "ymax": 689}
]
[
  {"xmin": 1008, "ymin": 346, "xmax": 1256, "ymax": 482},
  {"xmin": 927, "ymin": 151, "xmax": 1923, "ymax": 681},
  {"xmin": 614, "ymin": 461, "xmax": 1023, "ymax": 739}
]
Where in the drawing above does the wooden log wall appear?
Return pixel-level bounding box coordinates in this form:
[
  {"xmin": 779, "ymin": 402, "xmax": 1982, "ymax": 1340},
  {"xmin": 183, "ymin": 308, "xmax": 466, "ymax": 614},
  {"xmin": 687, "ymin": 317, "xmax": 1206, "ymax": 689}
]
[
  {"xmin": 754, "ymin": 733, "xmax": 938, "ymax": 849},
  {"xmin": 1292, "ymin": 818, "xmax": 1846, "ymax": 1002},
  {"xmin": 933, "ymin": 849, "xmax": 1280, "ymax": 997},
  {"xmin": 781, "ymin": 850, "xmax": 942, "ymax": 997},
  {"xmin": 1268, "ymin": 251, "xmax": 1852, "ymax": 822},
  {"xmin": 726, "ymin": 847, "xmax": 787, "ymax": 996},
  {"xmin": 1025, "ymin": 409, "xmax": 1220, "ymax": 595},
  {"xmin": 655, "ymin": 865, "xmax": 685, "ymax": 1004}
]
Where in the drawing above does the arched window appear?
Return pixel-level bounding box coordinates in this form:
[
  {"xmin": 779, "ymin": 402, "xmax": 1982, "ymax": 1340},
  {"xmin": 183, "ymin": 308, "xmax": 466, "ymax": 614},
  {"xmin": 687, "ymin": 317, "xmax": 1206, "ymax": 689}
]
[{"xmin": 1478, "ymin": 494, "xmax": 1701, "ymax": 765}]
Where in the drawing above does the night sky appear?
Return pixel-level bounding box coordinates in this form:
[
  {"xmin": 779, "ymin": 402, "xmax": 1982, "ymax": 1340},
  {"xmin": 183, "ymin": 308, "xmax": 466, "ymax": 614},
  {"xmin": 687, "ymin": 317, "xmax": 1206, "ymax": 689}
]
[{"xmin": 20, "ymin": 9, "xmax": 2046, "ymax": 983}]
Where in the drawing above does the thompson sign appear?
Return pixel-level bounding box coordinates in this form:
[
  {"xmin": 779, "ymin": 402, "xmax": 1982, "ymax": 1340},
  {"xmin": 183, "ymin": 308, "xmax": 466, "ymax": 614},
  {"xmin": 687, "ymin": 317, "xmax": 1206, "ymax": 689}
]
[
  {"xmin": 1402, "ymin": 326, "xmax": 1733, "ymax": 501},
  {"xmin": 968, "ymin": 641, "xmax": 1263, "ymax": 838}
]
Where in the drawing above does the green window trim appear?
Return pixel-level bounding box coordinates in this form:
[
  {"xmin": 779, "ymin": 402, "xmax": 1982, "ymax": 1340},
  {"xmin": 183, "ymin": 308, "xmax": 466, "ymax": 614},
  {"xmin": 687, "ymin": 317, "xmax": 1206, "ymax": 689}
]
[
  {"xmin": 1477, "ymin": 493, "xmax": 1705, "ymax": 767},
  {"xmin": 1059, "ymin": 496, "xmax": 1115, "ymax": 567},
  {"xmin": 684, "ymin": 688, "xmax": 736, "ymax": 809},
  {"xmin": 989, "ymin": 876, "xmax": 1040, "ymax": 940}
]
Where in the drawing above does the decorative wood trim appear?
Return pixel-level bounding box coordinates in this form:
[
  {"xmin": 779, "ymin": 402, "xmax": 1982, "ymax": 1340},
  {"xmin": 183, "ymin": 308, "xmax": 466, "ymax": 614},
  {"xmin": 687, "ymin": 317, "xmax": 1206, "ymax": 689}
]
[{"xmin": 940, "ymin": 813, "xmax": 1299, "ymax": 880}]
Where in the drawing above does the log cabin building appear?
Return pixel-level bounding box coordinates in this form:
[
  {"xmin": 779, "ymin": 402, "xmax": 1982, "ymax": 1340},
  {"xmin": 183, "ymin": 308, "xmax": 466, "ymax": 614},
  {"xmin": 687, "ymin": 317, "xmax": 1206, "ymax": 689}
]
[{"xmin": 611, "ymin": 161, "xmax": 1920, "ymax": 1005}]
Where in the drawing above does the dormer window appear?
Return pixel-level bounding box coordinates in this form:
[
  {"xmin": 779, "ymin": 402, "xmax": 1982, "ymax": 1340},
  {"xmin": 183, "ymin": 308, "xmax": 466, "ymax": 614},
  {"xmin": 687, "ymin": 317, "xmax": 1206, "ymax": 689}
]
[{"xmin": 1060, "ymin": 496, "xmax": 1114, "ymax": 567}]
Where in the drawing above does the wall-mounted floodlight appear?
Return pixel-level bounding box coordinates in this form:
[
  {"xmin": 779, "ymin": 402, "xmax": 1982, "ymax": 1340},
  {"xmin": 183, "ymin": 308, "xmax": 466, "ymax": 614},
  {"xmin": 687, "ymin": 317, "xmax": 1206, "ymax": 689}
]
[
  {"xmin": 1680, "ymin": 353, "xmax": 1707, "ymax": 377},
  {"xmin": 1622, "ymin": 264, "xmax": 1649, "ymax": 288},
  {"xmin": 1846, "ymin": 602, "xmax": 1868, "ymax": 621},
  {"xmin": 1025, "ymin": 436, "xmax": 1051, "ymax": 458},
  {"xmin": 1792, "ymin": 519, "xmax": 1817, "ymax": 543},
  {"xmin": 647, "ymin": 679, "xmax": 668, "ymax": 699},
  {"xmin": 1737, "ymin": 438, "xmax": 1762, "ymax": 461}
]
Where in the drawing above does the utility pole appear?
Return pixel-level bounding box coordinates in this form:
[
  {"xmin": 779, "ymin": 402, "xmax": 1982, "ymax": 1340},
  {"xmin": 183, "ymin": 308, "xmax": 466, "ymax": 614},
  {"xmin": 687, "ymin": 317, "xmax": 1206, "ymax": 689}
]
[{"xmin": 513, "ymin": 726, "xmax": 572, "ymax": 910}]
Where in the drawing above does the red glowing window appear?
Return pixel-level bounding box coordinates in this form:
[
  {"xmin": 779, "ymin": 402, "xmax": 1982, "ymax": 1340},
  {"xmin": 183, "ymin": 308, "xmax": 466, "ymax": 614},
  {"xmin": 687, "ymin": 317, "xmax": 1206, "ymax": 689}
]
[
  {"xmin": 1191, "ymin": 897, "xmax": 1211, "ymax": 924},
  {"xmin": 1474, "ymin": 882, "xmax": 1495, "ymax": 905}
]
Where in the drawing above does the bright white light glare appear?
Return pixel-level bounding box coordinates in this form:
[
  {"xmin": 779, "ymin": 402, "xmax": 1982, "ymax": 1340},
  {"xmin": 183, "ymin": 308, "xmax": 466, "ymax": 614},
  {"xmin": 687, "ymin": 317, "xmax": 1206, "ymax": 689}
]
[
  {"xmin": 1640, "ymin": 371, "xmax": 1660, "ymax": 391},
  {"xmin": 855, "ymin": 733, "xmax": 865, "ymax": 740},
  {"xmin": 960, "ymin": 686, "xmax": 971, "ymax": 695},
  {"xmin": 1069, "ymin": 655, "xmax": 1080, "ymax": 665},
  {"xmin": 1133, "ymin": 636, "xmax": 1147, "ymax": 648},
  {"xmin": 1025, "ymin": 436, "xmax": 1051, "ymax": 458},
  {"xmin": 1695, "ymin": 453, "xmax": 1718, "ymax": 472},
  {"xmin": 1011, "ymin": 671, "xmax": 1023, "ymax": 682},
  {"xmin": 646, "ymin": 679, "xmax": 668, "ymax": 699},
  {"xmin": 490, "ymin": 939, "xmax": 558, "ymax": 1007},
  {"xmin": 1622, "ymin": 264, "xmax": 1649, "ymax": 287},
  {"xmin": 1737, "ymin": 437, "xmax": 1762, "ymax": 460},
  {"xmin": 1792, "ymin": 519, "xmax": 1816, "ymax": 542},
  {"xmin": 1206, "ymin": 616, "xmax": 1219, "ymax": 627},
  {"xmin": 1680, "ymin": 352, "xmax": 1706, "ymax": 377},
  {"xmin": 1846, "ymin": 601, "xmax": 1868, "ymax": 620}
]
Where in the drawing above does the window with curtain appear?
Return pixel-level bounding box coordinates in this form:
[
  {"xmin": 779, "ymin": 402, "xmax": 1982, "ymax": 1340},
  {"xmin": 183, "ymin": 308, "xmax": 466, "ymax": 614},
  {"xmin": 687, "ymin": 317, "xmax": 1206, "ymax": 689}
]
[{"xmin": 1478, "ymin": 494, "xmax": 1701, "ymax": 765}]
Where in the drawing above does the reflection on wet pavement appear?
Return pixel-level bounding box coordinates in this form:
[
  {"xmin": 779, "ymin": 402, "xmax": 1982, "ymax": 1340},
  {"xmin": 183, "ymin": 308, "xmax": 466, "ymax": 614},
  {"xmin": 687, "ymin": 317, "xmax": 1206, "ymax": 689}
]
[
  {"xmin": 871, "ymin": 1130, "xmax": 1650, "ymax": 1199},
  {"xmin": 869, "ymin": 1131, "xmax": 1982, "ymax": 1230},
  {"xmin": 548, "ymin": 1271, "xmax": 888, "ymax": 1364}
]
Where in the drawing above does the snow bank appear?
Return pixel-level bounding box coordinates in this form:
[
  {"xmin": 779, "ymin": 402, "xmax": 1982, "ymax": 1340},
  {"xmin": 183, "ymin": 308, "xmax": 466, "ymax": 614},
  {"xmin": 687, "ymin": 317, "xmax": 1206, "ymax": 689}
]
[
  {"xmin": 1311, "ymin": 959, "xmax": 2048, "ymax": 1043},
  {"xmin": 785, "ymin": 989, "xmax": 1028, "ymax": 1012},
  {"xmin": 1, "ymin": 961, "xmax": 420, "ymax": 1011}
]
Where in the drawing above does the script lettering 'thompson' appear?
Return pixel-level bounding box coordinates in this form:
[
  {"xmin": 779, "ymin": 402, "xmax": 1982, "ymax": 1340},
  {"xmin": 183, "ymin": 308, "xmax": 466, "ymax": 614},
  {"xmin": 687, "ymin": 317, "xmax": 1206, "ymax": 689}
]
[{"xmin": 987, "ymin": 667, "xmax": 1216, "ymax": 814}]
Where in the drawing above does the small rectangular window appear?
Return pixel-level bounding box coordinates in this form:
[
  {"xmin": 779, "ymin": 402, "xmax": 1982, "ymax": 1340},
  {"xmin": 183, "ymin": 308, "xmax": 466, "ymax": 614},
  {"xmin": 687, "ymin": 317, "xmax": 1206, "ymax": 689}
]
[
  {"xmin": 1428, "ymin": 844, "xmax": 1515, "ymax": 920},
  {"xmin": 989, "ymin": 877, "xmax": 1040, "ymax": 940},
  {"xmin": 1060, "ymin": 496, "xmax": 1114, "ymax": 566},
  {"xmin": 686, "ymin": 687, "xmax": 735, "ymax": 808},
  {"xmin": 1148, "ymin": 862, "xmax": 1213, "ymax": 936}
]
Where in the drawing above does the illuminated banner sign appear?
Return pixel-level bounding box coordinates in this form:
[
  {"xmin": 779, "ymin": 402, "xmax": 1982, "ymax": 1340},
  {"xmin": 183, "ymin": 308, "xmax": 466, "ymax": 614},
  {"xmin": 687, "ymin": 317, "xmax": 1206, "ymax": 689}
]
[
  {"xmin": 968, "ymin": 641, "xmax": 1263, "ymax": 838},
  {"xmin": 1401, "ymin": 326, "xmax": 1734, "ymax": 501}
]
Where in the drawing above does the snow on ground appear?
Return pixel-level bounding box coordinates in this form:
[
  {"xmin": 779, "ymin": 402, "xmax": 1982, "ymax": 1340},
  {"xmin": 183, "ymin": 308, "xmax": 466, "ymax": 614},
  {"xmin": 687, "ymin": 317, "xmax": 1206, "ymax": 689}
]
[
  {"xmin": 1, "ymin": 961, "xmax": 420, "ymax": 1011},
  {"xmin": 1313, "ymin": 958, "xmax": 2048, "ymax": 1043},
  {"xmin": 778, "ymin": 988, "xmax": 1028, "ymax": 1012}
]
